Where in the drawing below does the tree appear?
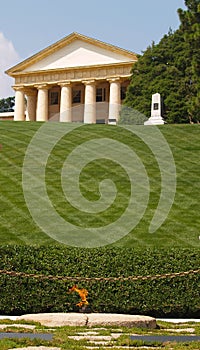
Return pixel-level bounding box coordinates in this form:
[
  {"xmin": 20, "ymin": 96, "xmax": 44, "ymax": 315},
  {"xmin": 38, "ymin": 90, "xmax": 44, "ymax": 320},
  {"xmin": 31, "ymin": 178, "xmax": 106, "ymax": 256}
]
[
  {"xmin": 178, "ymin": 0, "xmax": 200, "ymax": 121},
  {"xmin": 123, "ymin": 0, "xmax": 200, "ymax": 123},
  {"xmin": 0, "ymin": 97, "xmax": 15, "ymax": 112}
]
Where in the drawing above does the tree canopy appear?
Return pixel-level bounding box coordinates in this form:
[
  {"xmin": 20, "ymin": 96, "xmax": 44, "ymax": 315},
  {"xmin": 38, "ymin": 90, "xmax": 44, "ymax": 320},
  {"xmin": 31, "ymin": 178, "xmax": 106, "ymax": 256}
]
[
  {"xmin": 123, "ymin": 0, "xmax": 200, "ymax": 124},
  {"xmin": 0, "ymin": 96, "xmax": 15, "ymax": 113}
]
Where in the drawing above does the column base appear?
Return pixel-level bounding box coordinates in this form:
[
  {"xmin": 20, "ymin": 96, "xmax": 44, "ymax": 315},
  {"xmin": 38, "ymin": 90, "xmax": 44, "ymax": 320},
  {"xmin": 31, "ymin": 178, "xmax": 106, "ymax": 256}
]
[
  {"xmin": 108, "ymin": 118, "xmax": 117, "ymax": 125},
  {"xmin": 144, "ymin": 116, "xmax": 165, "ymax": 125}
]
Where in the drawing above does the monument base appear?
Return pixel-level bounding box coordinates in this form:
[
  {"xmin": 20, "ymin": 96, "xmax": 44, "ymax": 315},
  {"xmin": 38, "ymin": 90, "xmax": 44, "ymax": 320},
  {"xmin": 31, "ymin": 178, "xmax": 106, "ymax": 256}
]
[
  {"xmin": 16, "ymin": 312, "xmax": 157, "ymax": 328},
  {"xmin": 144, "ymin": 116, "xmax": 165, "ymax": 125}
]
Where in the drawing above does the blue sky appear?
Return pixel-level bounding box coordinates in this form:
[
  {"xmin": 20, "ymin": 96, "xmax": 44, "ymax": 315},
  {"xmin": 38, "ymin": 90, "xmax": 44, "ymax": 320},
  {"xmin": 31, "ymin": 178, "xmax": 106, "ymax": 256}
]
[{"xmin": 0, "ymin": 0, "xmax": 186, "ymax": 98}]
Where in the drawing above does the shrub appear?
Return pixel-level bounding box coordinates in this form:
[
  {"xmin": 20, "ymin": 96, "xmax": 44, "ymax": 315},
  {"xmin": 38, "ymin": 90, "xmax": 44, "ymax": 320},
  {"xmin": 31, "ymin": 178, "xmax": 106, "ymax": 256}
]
[{"xmin": 0, "ymin": 245, "xmax": 199, "ymax": 317}]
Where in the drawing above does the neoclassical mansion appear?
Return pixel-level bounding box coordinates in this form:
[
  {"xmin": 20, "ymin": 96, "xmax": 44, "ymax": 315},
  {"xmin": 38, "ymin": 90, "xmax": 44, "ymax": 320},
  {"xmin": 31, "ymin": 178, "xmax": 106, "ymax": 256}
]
[{"xmin": 6, "ymin": 32, "xmax": 137, "ymax": 124}]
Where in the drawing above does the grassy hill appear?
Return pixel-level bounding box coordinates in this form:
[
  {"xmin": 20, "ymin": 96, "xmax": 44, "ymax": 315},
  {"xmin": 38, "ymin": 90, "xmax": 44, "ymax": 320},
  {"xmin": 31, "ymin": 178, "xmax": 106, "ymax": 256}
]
[{"xmin": 0, "ymin": 121, "xmax": 199, "ymax": 248}]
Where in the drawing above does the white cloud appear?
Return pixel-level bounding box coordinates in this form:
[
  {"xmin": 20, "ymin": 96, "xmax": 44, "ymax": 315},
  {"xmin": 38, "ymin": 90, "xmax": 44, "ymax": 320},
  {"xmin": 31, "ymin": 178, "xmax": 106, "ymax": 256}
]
[{"xmin": 0, "ymin": 32, "xmax": 20, "ymax": 98}]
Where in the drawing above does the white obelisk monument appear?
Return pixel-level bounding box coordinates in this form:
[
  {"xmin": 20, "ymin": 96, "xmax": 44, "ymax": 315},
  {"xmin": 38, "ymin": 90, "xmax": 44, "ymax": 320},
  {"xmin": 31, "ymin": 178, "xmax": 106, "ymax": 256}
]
[{"xmin": 144, "ymin": 93, "xmax": 165, "ymax": 125}]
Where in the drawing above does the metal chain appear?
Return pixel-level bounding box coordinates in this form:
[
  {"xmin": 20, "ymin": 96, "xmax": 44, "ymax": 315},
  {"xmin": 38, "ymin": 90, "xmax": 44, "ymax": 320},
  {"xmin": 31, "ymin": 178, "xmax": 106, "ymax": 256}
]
[{"xmin": 0, "ymin": 268, "xmax": 199, "ymax": 282}]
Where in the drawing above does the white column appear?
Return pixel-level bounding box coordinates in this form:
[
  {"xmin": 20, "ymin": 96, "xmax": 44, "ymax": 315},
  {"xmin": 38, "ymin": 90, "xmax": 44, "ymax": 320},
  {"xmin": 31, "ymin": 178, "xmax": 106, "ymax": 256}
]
[
  {"xmin": 36, "ymin": 85, "xmax": 49, "ymax": 122},
  {"xmin": 108, "ymin": 78, "xmax": 121, "ymax": 124},
  {"xmin": 59, "ymin": 82, "xmax": 72, "ymax": 122},
  {"xmin": 25, "ymin": 89, "xmax": 37, "ymax": 121},
  {"xmin": 14, "ymin": 87, "xmax": 25, "ymax": 121},
  {"xmin": 83, "ymin": 80, "xmax": 96, "ymax": 124}
]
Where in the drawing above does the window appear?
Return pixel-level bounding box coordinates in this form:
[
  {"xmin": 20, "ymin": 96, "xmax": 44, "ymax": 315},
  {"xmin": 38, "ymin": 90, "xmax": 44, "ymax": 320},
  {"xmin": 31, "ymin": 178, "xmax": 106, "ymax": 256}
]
[
  {"xmin": 72, "ymin": 90, "xmax": 81, "ymax": 103},
  {"xmin": 50, "ymin": 91, "xmax": 59, "ymax": 105},
  {"xmin": 96, "ymin": 88, "xmax": 106, "ymax": 102},
  {"xmin": 121, "ymin": 86, "xmax": 127, "ymax": 101}
]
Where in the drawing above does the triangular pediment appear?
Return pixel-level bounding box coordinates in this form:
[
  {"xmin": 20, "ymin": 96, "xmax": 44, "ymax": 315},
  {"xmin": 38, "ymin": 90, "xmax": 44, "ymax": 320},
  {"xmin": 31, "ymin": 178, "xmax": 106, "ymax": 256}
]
[{"xmin": 6, "ymin": 32, "xmax": 137, "ymax": 75}]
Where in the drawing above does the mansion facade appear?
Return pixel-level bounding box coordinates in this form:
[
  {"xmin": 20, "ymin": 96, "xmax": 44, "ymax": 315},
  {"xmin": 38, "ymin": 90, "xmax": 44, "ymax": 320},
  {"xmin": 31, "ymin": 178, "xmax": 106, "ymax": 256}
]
[{"xmin": 6, "ymin": 33, "xmax": 137, "ymax": 124}]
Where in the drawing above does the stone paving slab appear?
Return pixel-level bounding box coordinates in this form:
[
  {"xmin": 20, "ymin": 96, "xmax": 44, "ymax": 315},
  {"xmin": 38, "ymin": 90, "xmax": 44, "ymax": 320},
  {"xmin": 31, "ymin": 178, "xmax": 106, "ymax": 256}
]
[
  {"xmin": 164, "ymin": 327, "xmax": 195, "ymax": 333},
  {"xmin": 130, "ymin": 334, "xmax": 200, "ymax": 343},
  {"xmin": 85, "ymin": 347, "xmax": 163, "ymax": 349},
  {"xmin": 68, "ymin": 332, "xmax": 123, "ymax": 346},
  {"xmin": 69, "ymin": 334, "xmax": 113, "ymax": 341},
  {"xmin": 0, "ymin": 316, "xmax": 18, "ymax": 320},
  {"xmin": 8, "ymin": 348, "xmax": 60, "ymax": 350},
  {"xmin": 158, "ymin": 318, "xmax": 200, "ymax": 323},
  {"xmin": 77, "ymin": 331, "xmax": 99, "ymax": 335},
  {"xmin": 16, "ymin": 313, "xmax": 156, "ymax": 328},
  {"xmin": 0, "ymin": 324, "xmax": 36, "ymax": 329}
]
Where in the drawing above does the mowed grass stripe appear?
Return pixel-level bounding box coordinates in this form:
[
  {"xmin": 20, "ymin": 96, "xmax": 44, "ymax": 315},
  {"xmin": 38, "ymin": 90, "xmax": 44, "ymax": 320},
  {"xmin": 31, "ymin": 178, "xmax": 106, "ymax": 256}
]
[{"xmin": 0, "ymin": 121, "xmax": 199, "ymax": 247}]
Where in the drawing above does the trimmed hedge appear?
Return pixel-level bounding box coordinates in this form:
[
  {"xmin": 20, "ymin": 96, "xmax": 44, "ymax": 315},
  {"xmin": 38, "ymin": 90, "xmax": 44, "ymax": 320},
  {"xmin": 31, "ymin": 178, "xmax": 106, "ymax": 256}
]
[{"xmin": 0, "ymin": 246, "xmax": 199, "ymax": 317}]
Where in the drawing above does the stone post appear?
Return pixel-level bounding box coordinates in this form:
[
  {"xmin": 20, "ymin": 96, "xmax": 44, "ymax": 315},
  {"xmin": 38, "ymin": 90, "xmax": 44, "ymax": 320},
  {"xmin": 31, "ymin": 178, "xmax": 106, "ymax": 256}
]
[
  {"xmin": 59, "ymin": 82, "xmax": 72, "ymax": 122},
  {"xmin": 83, "ymin": 80, "xmax": 96, "ymax": 124}
]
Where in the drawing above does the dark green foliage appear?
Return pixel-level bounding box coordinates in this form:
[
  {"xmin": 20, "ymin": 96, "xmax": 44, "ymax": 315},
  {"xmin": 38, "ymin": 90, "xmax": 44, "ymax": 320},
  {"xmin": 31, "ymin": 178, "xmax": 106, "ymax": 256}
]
[
  {"xmin": 0, "ymin": 97, "xmax": 15, "ymax": 112},
  {"xmin": 124, "ymin": 31, "xmax": 190, "ymax": 124},
  {"xmin": 123, "ymin": 1, "xmax": 200, "ymax": 123},
  {"xmin": 178, "ymin": 0, "xmax": 200, "ymax": 120},
  {"xmin": 0, "ymin": 246, "xmax": 199, "ymax": 317}
]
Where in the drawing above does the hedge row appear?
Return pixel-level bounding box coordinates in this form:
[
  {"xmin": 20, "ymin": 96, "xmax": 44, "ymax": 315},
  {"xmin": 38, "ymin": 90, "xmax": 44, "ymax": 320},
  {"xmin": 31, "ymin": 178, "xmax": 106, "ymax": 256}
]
[{"xmin": 0, "ymin": 245, "xmax": 199, "ymax": 317}]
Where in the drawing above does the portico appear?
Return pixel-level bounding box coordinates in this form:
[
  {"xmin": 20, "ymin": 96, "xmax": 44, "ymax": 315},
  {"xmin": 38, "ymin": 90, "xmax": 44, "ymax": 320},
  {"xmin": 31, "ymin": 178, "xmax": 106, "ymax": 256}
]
[{"xmin": 6, "ymin": 32, "xmax": 137, "ymax": 124}]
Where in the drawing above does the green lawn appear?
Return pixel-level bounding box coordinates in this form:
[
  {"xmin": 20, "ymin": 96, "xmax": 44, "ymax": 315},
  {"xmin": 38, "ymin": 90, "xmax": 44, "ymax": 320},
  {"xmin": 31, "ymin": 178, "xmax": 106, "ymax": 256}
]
[{"xmin": 0, "ymin": 121, "xmax": 199, "ymax": 248}]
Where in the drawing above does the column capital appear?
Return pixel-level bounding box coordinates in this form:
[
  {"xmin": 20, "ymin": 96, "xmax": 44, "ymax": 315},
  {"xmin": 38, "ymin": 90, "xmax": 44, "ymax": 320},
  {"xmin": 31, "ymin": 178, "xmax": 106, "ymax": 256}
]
[
  {"xmin": 58, "ymin": 81, "xmax": 72, "ymax": 87},
  {"xmin": 82, "ymin": 79, "xmax": 96, "ymax": 86},
  {"xmin": 34, "ymin": 84, "xmax": 50, "ymax": 90},
  {"xmin": 12, "ymin": 85, "xmax": 25, "ymax": 91},
  {"xmin": 107, "ymin": 77, "xmax": 121, "ymax": 83}
]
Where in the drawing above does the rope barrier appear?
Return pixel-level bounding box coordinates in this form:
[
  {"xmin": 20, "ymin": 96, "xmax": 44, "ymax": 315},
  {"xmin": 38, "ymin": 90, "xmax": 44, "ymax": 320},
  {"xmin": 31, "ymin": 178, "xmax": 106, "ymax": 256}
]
[{"xmin": 0, "ymin": 268, "xmax": 199, "ymax": 282}]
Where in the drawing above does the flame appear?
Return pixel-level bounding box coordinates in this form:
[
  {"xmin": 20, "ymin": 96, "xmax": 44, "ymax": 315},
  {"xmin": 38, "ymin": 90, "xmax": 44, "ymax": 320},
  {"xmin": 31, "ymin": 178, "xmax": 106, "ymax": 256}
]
[{"xmin": 69, "ymin": 285, "xmax": 89, "ymax": 308}]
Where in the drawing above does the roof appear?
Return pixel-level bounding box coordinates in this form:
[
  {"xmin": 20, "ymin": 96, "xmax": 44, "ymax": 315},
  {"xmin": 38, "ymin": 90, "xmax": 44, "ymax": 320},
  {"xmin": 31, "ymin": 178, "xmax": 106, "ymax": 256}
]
[{"xmin": 6, "ymin": 32, "xmax": 137, "ymax": 76}]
